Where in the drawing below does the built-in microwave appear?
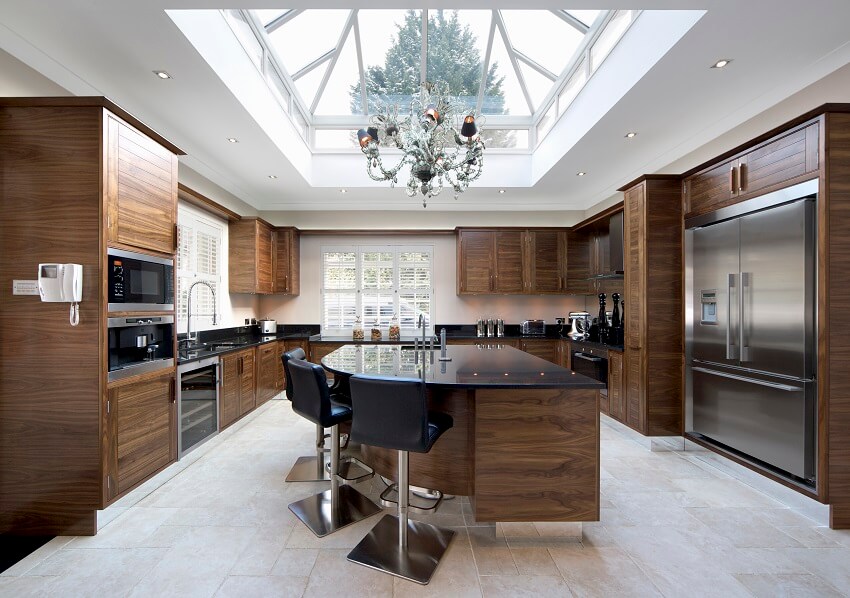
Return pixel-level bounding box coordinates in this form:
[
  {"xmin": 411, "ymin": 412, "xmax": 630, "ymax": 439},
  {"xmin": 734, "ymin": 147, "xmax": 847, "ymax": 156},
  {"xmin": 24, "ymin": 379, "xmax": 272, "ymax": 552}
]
[{"xmin": 108, "ymin": 248, "xmax": 174, "ymax": 312}]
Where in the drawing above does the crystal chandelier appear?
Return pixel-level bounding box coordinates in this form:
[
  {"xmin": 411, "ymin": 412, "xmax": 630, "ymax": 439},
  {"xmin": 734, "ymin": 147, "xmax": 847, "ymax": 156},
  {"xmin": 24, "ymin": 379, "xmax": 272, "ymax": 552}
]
[{"xmin": 356, "ymin": 82, "xmax": 485, "ymax": 207}]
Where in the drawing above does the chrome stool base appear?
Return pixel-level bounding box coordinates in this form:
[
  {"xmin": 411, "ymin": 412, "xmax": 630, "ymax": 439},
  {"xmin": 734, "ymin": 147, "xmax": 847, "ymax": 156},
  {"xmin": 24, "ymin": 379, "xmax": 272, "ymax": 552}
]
[
  {"xmin": 288, "ymin": 484, "xmax": 382, "ymax": 538},
  {"xmin": 347, "ymin": 514, "xmax": 455, "ymax": 585},
  {"xmin": 285, "ymin": 455, "xmax": 331, "ymax": 482}
]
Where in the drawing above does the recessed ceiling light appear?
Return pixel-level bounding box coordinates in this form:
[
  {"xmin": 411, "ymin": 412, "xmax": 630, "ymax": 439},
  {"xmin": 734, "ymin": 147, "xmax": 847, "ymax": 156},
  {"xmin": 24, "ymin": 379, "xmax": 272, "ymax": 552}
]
[
  {"xmin": 499, "ymin": 189, "xmax": 506, "ymax": 194},
  {"xmin": 339, "ymin": 188, "xmax": 347, "ymax": 193},
  {"xmin": 577, "ymin": 171, "xmax": 586, "ymax": 177},
  {"xmin": 153, "ymin": 70, "xmax": 172, "ymax": 79},
  {"xmin": 711, "ymin": 59, "xmax": 732, "ymax": 69},
  {"xmin": 226, "ymin": 137, "xmax": 239, "ymax": 143},
  {"xmin": 268, "ymin": 175, "xmax": 278, "ymax": 179},
  {"xmin": 625, "ymin": 132, "xmax": 637, "ymax": 139}
]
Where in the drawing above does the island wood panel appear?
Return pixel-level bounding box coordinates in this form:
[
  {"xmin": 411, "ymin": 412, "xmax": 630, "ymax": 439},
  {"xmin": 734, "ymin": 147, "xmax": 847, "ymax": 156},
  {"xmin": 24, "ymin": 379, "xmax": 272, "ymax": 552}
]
[
  {"xmin": 256, "ymin": 342, "xmax": 278, "ymax": 404},
  {"xmin": 107, "ymin": 115, "xmax": 176, "ymax": 255},
  {"xmin": 239, "ymin": 349, "xmax": 256, "ymax": 416},
  {"xmin": 457, "ymin": 229, "xmax": 493, "ymax": 293},
  {"xmin": 220, "ymin": 352, "xmax": 241, "ymax": 429},
  {"xmin": 0, "ymin": 105, "xmax": 103, "ymax": 535},
  {"xmin": 360, "ymin": 388, "xmax": 474, "ymax": 497},
  {"xmin": 474, "ymin": 388, "xmax": 599, "ymax": 522},
  {"xmin": 493, "ymin": 230, "xmax": 524, "ymax": 293},
  {"xmin": 110, "ymin": 371, "xmax": 174, "ymax": 495},
  {"xmin": 826, "ymin": 113, "xmax": 850, "ymax": 528}
]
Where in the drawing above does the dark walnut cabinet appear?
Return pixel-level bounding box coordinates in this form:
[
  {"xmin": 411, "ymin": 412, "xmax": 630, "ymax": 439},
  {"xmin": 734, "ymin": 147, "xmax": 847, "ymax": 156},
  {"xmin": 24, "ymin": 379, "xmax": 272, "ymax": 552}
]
[
  {"xmin": 105, "ymin": 114, "xmax": 178, "ymax": 255},
  {"xmin": 220, "ymin": 348, "xmax": 256, "ymax": 429},
  {"xmin": 256, "ymin": 342, "xmax": 279, "ymax": 405},
  {"xmin": 621, "ymin": 176, "xmax": 683, "ymax": 436},
  {"xmin": 229, "ymin": 219, "xmax": 300, "ymax": 295},
  {"xmin": 683, "ymin": 120, "xmax": 819, "ymax": 219},
  {"xmin": 104, "ymin": 370, "xmax": 176, "ymax": 503},
  {"xmin": 518, "ymin": 338, "xmax": 561, "ymax": 365},
  {"xmin": 456, "ymin": 228, "xmax": 568, "ymax": 294},
  {"xmin": 565, "ymin": 208, "xmax": 624, "ymax": 296}
]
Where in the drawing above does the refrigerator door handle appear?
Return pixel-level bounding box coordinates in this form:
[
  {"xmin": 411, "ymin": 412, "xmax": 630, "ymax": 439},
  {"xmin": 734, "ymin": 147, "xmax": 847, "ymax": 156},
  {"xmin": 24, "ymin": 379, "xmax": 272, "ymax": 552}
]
[
  {"xmin": 691, "ymin": 366, "xmax": 802, "ymax": 392},
  {"xmin": 740, "ymin": 271, "xmax": 750, "ymax": 362},
  {"xmin": 726, "ymin": 273, "xmax": 737, "ymax": 360}
]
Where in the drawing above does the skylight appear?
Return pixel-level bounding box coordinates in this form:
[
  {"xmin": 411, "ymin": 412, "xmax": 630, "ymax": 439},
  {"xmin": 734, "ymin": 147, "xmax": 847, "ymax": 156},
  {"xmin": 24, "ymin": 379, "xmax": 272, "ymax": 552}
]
[{"xmin": 237, "ymin": 8, "xmax": 614, "ymax": 149}]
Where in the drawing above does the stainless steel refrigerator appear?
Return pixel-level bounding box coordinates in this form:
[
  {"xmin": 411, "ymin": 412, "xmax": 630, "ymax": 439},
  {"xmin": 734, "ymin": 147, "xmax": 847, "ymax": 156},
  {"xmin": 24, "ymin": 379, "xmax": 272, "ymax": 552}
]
[{"xmin": 685, "ymin": 180, "xmax": 817, "ymax": 483}]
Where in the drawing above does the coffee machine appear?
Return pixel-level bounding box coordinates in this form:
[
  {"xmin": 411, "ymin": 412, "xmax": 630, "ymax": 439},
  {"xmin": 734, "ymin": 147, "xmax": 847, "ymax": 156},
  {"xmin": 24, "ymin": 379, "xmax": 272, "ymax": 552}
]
[{"xmin": 567, "ymin": 312, "xmax": 591, "ymax": 340}]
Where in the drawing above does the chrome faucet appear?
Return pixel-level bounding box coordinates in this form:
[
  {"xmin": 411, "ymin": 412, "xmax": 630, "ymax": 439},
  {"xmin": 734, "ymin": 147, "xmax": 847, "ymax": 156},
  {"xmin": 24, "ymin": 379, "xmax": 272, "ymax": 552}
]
[{"xmin": 185, "ymin": 280, "xmax": 217, "ymax": 344}]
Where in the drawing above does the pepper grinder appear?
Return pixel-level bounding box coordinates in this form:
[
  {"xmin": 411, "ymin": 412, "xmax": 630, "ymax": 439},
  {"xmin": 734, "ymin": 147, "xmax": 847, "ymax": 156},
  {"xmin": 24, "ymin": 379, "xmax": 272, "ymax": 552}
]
[
  {"xmin": 597, "ymin": 293, "xmax": 608, "ymax": 345},
  {"xmin": 611, "ymin": 293, "xmax": 622, "ymax": 345}
]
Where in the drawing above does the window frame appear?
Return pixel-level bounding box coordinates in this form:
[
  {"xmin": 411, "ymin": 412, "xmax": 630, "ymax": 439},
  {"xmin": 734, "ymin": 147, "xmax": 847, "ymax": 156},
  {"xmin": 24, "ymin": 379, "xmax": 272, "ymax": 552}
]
[
  {"xmin": 321, "ymin": 244, "xmax": 435, "ymax": 336},
  {"xmin": 176, "ymin": 206, "xmax": 225, "ymax": 334}
]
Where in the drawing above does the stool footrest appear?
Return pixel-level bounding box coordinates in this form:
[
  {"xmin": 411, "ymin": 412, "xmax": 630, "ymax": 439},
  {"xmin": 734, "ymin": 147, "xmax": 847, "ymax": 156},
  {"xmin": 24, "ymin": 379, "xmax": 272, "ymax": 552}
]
[
  {"xmin": 347, "ymin": 514, "xmax": 455, "ymax": 585},
  {"xmin": 333, "ymin": 457, "xmax": 374, "ymax": 483},
  {"xmin": 380, "ymin": 483, "xmax": 444, "ymax": 513}
]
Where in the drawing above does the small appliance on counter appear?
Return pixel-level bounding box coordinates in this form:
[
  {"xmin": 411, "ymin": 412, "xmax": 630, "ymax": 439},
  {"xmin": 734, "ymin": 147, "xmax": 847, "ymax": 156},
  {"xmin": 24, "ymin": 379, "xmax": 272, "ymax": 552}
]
[
  {"xmin": 521, "ymin": 319, "xmax": 546, "ymax": 337},
  {"xmin": 258, "ymin": 318, "xmax": 277, "ymax": 334},
  {"xmin": 568, "ymin": 312, "xmax": 591, "ymax": 340}
]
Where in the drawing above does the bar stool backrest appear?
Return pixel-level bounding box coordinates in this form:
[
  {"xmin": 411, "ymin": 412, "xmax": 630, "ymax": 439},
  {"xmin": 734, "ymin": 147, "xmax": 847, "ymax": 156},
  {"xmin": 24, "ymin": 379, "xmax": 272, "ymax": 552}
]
[
  {"xmin": 281, "ymin": 347, "xmax": 307, "ymax": 400},
  {"xmin": 349, "ymin": 375, "xmax": 429, "ymax": 453},
  {"xmin": 288, "ymin": 358, "xmax": 332, "ymax": 426}
]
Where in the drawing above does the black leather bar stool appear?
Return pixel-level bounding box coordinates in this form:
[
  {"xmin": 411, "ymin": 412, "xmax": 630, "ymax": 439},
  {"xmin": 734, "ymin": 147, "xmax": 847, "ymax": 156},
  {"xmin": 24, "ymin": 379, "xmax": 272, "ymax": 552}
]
[
  {"xmin": 281, "ymin": 348, "xmax": 330, "ymax": 482},
  {"xmin": 286, "ymin": 358, "xmax": 382, "ymax": 537},
  {"xmin": 346, "ymin": 375, "xmax": 455, "ymax": 585}
]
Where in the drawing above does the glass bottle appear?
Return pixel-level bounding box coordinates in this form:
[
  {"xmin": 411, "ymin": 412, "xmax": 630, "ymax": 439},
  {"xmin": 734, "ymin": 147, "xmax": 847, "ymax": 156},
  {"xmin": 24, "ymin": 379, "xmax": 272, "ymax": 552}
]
[
  {"xmin": 389, "ymin": 314, "xmax": 400, "ymax": 340},
  {"xmin": 353, "ymin": 316, "xmax": 364, "ymax": 341},
  {"xmin": 371, "ymin": 320, "xmax": 382, "ymax": 341}
]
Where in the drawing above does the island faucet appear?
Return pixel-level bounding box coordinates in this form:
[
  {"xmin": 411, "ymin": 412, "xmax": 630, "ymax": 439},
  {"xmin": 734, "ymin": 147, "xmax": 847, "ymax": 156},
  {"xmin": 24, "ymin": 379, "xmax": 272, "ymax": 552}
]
[{"xmin": 185, "ymin": 280, "xmax": 217, "ymax": 345}]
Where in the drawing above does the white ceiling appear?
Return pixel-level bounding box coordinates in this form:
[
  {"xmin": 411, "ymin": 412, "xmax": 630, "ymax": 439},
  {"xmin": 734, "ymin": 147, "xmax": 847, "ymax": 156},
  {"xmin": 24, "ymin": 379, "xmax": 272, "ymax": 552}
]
[{"xmin": 2, "ymin": 1, "xmax": 850, "ymax": 213}]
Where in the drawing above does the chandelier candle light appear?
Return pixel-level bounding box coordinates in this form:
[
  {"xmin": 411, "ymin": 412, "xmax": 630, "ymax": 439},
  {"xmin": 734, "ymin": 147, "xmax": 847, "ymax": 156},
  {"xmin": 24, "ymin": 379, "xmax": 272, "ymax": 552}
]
[{"xmin": 356, "ymin": 81, "xmax": 485, "ymax": 207}]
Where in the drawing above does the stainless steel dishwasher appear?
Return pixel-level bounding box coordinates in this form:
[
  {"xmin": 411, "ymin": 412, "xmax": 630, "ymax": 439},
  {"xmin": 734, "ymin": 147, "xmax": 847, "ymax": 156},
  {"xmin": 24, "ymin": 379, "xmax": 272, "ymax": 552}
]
[{"xmin": 177, "ymin": 356, "xmax": 220, "ymax": 457}]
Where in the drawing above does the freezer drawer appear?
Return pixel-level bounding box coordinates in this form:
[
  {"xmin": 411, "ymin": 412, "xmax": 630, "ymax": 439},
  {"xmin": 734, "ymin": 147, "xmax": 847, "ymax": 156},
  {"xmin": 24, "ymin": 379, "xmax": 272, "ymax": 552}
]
[{"xmin": 691, "ymin": 365, "xmax": 815, "ymax": 480}]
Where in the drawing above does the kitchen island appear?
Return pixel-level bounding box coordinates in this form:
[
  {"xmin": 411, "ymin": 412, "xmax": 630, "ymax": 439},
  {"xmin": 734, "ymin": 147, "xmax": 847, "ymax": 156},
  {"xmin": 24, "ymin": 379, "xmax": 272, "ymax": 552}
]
[{"xmin": 322, "ymin": 344, "xmax": 604, "ymax": 523}]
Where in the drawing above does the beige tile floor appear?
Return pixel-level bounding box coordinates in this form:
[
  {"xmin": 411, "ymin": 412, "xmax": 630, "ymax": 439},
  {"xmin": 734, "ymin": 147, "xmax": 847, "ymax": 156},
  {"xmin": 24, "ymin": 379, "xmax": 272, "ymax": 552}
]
[{"xmin": 3, "ymin": 396, "xmax": 850, "ymax": 597}]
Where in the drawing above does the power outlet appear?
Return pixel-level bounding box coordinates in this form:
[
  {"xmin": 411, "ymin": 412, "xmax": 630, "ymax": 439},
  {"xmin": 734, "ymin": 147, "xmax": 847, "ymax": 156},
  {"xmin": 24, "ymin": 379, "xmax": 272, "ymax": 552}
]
[
  {"xmin": 244, "ymin": 318, "xmax": 250, "ymax": 325},
  {"xmin": 556, "ymin": 317, "xmax": 565, "ymax": 325}
]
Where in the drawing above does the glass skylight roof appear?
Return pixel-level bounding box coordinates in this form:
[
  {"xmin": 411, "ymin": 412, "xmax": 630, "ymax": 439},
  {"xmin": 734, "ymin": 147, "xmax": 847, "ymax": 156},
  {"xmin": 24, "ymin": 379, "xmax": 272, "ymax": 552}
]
[
  {"xmin": 255, "ymin": 9, "xmax": 604, "ymax": 117},
  {"xmin": 223, "ymin": 9, "xmax": 633, "ymax": 150}
]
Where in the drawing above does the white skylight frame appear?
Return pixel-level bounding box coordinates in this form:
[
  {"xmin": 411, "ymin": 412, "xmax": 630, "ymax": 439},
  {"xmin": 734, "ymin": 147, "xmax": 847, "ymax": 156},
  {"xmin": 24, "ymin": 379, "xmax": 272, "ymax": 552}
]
[{"xmin": 221, "ymin": 8, "xmax": 641, "ymax": 153}]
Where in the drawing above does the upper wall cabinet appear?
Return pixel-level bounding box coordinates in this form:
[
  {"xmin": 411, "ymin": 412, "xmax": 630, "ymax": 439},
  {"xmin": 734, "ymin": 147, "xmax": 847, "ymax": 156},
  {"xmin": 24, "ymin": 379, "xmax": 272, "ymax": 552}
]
[
  {"xmin": 105, "ymin": 114, "xmax": 178, "ymax": 255},
  {"xmin": 456, "ymin": 228, "xmax": 568, "ymax": 295},
  {"xmin": 683, "ymin": 120, "xmax": 820, "ymax": 219},
  {"xmin": 229, "ymin": 219, "xmax": 300, "ymax": 295},
  {"xmin": 565, "ymin": 209, "xmax": 624, "ymax": 296},
  {"xmin": 274, "ymin": 227, "xmax": 300, "ymax": 295}
]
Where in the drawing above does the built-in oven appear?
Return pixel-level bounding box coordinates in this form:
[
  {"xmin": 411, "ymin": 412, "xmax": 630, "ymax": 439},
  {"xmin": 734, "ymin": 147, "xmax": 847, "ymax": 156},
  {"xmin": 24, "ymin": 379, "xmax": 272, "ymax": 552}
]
[
  {"xmin": 177, "ymin": 357, "xmax": 220, "ymax": 457},
  {"xmin": 108, "ymin": 248, "xmax": 174, "ymax": 312},
  {"xmin": 107, "ymin": 316, "xmax": 174, "ymax": 382},
  {"xmin": 571, "ymin": 348, "xmax": 608, "ymax": 393}
]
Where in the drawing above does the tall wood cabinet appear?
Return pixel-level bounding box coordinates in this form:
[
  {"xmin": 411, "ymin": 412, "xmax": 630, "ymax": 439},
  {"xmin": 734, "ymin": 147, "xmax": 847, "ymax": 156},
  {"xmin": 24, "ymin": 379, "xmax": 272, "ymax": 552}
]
[
  {"xmin": 0, "ymin": 97, "xmax": 183, "ymax": 536},
  {"xmin": 621, "ymin": 175, "xmax": 683, "ymax": 436},
  {"xmin": 456, "ymin": 228, "xmax": 568, "ymax": 294}
]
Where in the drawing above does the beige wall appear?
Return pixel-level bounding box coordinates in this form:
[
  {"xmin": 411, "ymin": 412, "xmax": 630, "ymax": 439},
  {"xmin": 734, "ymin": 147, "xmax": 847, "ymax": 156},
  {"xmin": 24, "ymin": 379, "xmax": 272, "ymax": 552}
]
[
  {"xmin": 0, "ymin": 48, "xmax": 68, "ymax": 96},
  {"xmin": 259, "ymin": 234, "xmax": 589, "ymax": 330}
]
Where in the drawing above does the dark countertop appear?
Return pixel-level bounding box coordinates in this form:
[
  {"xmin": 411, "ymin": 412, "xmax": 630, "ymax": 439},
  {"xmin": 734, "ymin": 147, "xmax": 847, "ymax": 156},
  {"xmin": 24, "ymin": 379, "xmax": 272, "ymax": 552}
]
[
  {"xmin": 320, "ymin": 344, "xmax": 605, "ymax": 390},
  {"xmin": 177, "ymin": 332, "xmax": 314, "ymax": 365}
]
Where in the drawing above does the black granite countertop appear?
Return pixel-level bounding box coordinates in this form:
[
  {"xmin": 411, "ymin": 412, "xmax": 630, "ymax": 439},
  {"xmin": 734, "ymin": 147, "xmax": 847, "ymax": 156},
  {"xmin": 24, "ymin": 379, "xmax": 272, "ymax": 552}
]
[
  {"xmin": 320, "ymin": 344, "xmax": 605, "ymax": 390},
  {"xmin": 177, "ymin": 324, "xmax": 318, "ymax": 366}
]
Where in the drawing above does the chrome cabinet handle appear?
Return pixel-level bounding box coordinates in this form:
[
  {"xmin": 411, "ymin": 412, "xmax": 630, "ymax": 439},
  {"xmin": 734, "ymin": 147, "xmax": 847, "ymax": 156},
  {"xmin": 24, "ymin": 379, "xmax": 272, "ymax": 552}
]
[
  {"xmin": 740, "ymin": 271, "xmax": 749, "ymax": 362},
  {"xmin": 692, "ymin": 367, "xmax": 800, "ymax": 392},
  {"xmin": 730, "ymin": 164, "xmax": 737, "ymax": 196},
  {"xmin": 738, "ymin": 162, "xmax": 746, "ymax": 192},
  {"xmin": 726, "ymin": 274, "xmax": 732, "ymax": 359},
  {"xmin": 574, "ymin": 352, "xmax": 602, "ymax": 362}
]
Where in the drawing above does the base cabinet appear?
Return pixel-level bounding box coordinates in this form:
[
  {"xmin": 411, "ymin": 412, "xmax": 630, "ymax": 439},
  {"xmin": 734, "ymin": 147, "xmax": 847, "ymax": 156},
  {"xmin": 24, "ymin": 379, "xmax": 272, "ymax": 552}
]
[
  {"xmin": 105, "ymin": 370, "xmax": 176, "ymax": 502},
  {"xmin": 518, "ymin": 338, "xmax": 561, "ymax": 365},
  {"xmin": 607, "ymin": 350, "xmax": 624, "ymax": 421},
  {"xmin": 220, "ymin": 348, "xmax": 256, "ymax": 429},
  {"xmin": 257, "ymin": 343, "xmax": 278, "ymax": 405}
]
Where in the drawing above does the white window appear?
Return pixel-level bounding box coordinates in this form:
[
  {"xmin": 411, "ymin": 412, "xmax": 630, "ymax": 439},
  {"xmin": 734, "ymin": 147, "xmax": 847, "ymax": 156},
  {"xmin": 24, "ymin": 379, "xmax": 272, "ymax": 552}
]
[
  {"xmin": 321, "ymin": 245, "xmax": 434, "ymax": 335},
  {"xmin": 177, "ymin": 207, "xmax": 224, "ymax": 334}
]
